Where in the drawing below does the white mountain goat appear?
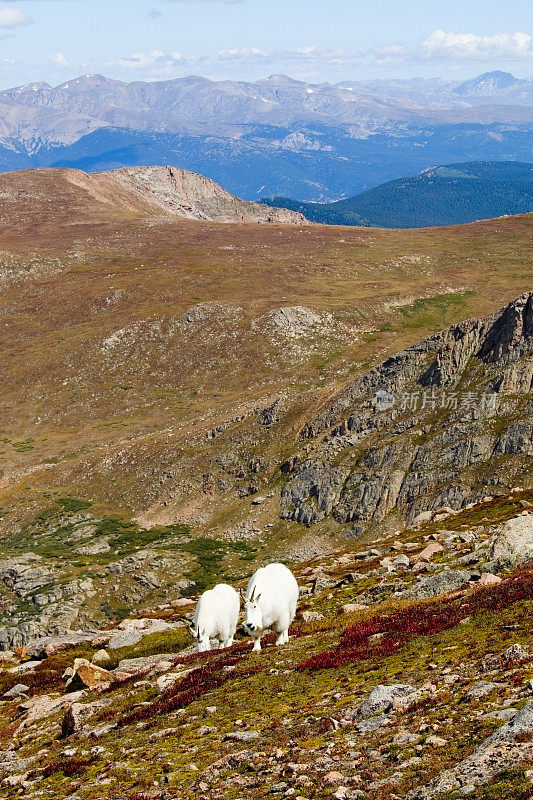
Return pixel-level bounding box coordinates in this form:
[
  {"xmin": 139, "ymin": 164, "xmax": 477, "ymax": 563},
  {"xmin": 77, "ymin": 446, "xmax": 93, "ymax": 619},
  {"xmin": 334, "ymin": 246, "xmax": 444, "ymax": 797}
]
[
  {"xmin": 243, "ymin": 563, "xmax": 299, "ymax": 651},
  {"xmin": 189, "ymin": 583, "xmax": 240, "ymax": 652}
]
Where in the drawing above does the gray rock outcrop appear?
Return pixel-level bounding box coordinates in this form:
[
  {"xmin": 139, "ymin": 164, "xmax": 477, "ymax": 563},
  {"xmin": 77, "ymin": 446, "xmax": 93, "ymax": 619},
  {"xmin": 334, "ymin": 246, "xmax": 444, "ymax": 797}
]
[
  {"xmin": 99, "ymin": 166, "xmax": 308, "ymax": 225},
  {"xmin": 281, "ymin": 294, "xmax": 533, "ymax": 529},
  {"xmin": 407, "ymin": 701, "xmax": 533, "ymax": 798}
]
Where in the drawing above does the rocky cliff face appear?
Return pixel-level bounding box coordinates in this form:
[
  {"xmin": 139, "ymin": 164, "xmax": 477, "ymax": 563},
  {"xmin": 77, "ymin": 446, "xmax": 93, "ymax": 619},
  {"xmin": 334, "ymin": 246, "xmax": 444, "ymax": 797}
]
[
  {"xmin": 281, "ymin": 293, "xmax": 533, "ymax": 529},
  {"xmin": 99, "ymin": 166, "xmax": 309, "ymax": 224},
  {"xmin": 0, "ymin": 165, "xmax": 308, "ymax": 227}
]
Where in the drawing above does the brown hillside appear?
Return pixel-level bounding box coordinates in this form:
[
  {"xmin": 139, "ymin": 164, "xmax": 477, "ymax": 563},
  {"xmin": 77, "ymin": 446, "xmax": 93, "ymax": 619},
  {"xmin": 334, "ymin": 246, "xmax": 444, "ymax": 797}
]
[{"xmin": 0, "ymin": 169, "xmax": 531, "ymax": 540}]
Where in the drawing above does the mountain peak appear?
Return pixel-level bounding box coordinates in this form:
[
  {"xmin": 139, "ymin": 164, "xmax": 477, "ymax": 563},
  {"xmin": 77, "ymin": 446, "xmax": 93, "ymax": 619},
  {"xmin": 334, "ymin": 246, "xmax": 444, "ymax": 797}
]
[
  {"xmin": 56, "ymin": 74, "xmax": 126, "ymax": 90},
  {"xmin": 455, "ymin": 70, "xmax": 519, "ymax": 96}
]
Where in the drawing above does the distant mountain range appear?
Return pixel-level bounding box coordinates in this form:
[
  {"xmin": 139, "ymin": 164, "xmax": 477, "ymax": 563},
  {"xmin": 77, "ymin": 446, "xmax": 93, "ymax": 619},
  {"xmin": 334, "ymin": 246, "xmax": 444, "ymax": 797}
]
[
  {"xmin": 0, "ymin": 71, "xmax": 532, "ymax": 200},
  {"xmin": 262, "ymin": 161, "xmax": 533, "ymax": 228}
]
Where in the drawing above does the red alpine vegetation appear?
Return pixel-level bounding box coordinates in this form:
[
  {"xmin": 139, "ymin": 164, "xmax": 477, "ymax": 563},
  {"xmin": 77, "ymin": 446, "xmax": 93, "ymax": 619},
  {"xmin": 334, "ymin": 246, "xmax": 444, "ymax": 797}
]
[
  {"xmin": 298, "ymin": 567, "xmax": 533, "ymax": 671},
  {"xmin": 40, "ymin": 755, "xmax": 98, "ymax": 778},
  {"xmin": 174, "ymin": 625, "xmax": 308, "ymax": 667},
  {"xmin": 119, "ymin": 651, "xmax": 262, "ymax": 726}
]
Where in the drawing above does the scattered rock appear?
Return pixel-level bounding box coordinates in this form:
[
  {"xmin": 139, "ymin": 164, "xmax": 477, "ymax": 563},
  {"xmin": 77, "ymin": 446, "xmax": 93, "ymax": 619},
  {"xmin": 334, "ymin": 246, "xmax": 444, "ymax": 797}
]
[
  {"xmin": 341, "ymin": 603, "xmax": 367, "ymax": 614},
  {"xmin": 301, "ymin": 611, "xmax": 324, "ymax": 622},
  {"xmin": 407, "ymin": 700, "xmax": 533, "ymax": 798}
]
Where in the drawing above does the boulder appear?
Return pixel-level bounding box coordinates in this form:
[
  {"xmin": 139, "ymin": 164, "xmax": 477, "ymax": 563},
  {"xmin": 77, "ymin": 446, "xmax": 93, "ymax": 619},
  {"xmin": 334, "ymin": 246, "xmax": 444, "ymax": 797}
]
[
  {"xmin": 0, "ymin": 750, "xmax": 35, "ymax": 779},
  {"xmin": 0, "ymin": 554, "xmax": 54, "ymax": 597},
  {"xmin": 301, "ymin": 611, "xmax": 324, "ymax": 622},
  {"xmin": 483, "ymin": 643, "xmax": 529, "ymax": 672},
  {"xmin": 24, "ymin": 633, "xmax": 95, "ymax": 660},
  {"xmin": 413, "ymin": 511, "xmax": 433, "ymax": 525},
  {"xmin": 406, "ymin": 570, "xmax": 473, "ymax": 600},
  {"xmin": 171, "ymin": 598, "xmax": 195, "ymax": 609},
  {"xmin": 62, "ymin": 700, "xmax": 106, "ymax": 737},
  {"xmin": 15, "ymin": 690, "xmax": 86, "ymax": 733},
  {"xmin": 91, "ymin": 649, "xmax": 112, "ymax": 667},
  {"xmin": 105, "ymin": 618, "xmax": 178, "ymax": 649},
  {"xmin": 341, "ymin": 603, "xmax": 367, "ymax": 614},
  {"xmin": 350, "ymin": 684, "xmax": 416, "ymax": 720},
  {"xmin": 465, "ymin": 681, "xmax": 504, "ymax": 701},
  {"xmin": 412, "ymin": 542, "xmax": 444, "ymax": 564},
  {"xmin": 117, "ymin": 653, "xmax": 179, "ymax": 674},
  {"xmin": 478, "ymin": 573, "xmax": 502, "ymax": 586},
  {"xmin": 486, "ymin": 514, "xmax": 533, "ymax": 568},
  {"xmin": 2, "ymin": 684, "xmax": 29, "ymax": 699},
  {"xmin": 356, "ymin": 714, "xmax": 390, "ymax": 733},
  {"xmin": 392, "ymin": 554, "xmax": 411, "ymax": 569},
  {"xmin": 7, "ymin": 661, "xmax": 41, "ymax": 675},
  {"xmin": 156, "ymin": 673, "xmax": 185, "ymax": 693},
  {"xmin": 65, "ymin": 658, "xmax": 114, "ymax": 692},
  {"xmin": 426, "ymin": 735, "xmax": 448, "ymax": 747},
  {"xmin": 223, "ymin": 731, "xmax": 260, "ymax": 742},
  {"xmin": 270, "ymin": 306, "xmax": 322, "ymax": 338}
]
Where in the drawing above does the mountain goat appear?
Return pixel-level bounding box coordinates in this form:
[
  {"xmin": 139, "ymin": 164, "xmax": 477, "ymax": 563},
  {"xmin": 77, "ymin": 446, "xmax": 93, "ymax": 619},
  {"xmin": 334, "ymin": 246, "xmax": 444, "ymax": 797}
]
[
  {"xmin": 189, "ymin": 583, "xmax": 240, "ymax": 652},
  {"xmin": 243, "ymin": 563, "xmax": 299, "ymax": 651}
]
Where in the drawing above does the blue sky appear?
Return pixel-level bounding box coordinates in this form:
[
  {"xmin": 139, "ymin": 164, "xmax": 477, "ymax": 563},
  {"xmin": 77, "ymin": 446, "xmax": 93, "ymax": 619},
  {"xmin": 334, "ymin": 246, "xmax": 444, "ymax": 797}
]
[{"xmin": 0, "ymin": 0, "xmax": 532, "ymax": 88}]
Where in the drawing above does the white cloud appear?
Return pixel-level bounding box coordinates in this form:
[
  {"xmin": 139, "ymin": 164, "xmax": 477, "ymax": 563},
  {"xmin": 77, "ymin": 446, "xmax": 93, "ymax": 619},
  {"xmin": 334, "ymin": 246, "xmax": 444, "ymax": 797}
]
[
  {"xmin": 419, "ymin": 30, "xmax": 533, "ymax": 61},
  {"xmin": 217, "ymin": 46, "xmax": 266, "ymax": 60},
  {"xmin": 0, "ymin": 8, "xmax": 32, "ymax": 28},
  {"xmin": 113, "ymin": 30, "xmax": 533, "ymax": 82},
  {"xmin": 49, "ymin": 52, "xmax": 70, "ymax": 68},
  {"xmin": 118, "ymin": 49, "xmax": 192, "ymax": 71},
  {"xmin": 147, "ymin": 7, "xmax": 162, "ymax": 18},
  {"xmin": 371, "ymin": 43, "xmax": 410, "ymax": 59}
]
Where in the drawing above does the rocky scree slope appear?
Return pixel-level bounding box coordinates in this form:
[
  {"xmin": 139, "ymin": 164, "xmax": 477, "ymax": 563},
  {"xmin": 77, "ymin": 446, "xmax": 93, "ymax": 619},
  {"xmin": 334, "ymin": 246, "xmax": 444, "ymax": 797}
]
[
  {"xmin": 281, "ymin": 292, "xmax": 533, "ymax": 529},
  {"xmin": 0, "ymin": 490, "xmax": 531, "ymax": 799}
]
